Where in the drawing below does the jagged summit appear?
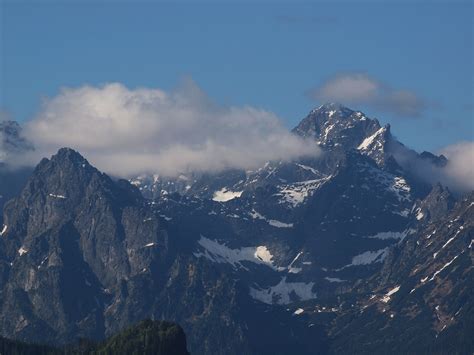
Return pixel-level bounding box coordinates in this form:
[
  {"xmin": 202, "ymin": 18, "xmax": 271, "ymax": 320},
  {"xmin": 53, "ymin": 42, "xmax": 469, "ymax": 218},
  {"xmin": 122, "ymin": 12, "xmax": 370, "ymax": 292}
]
[
  {"xmin": 47, "ymin": 147, "xmax": 92, "ymax": 168},
  {"xmin": 293, "ymin": 103, "xmax": 383, "ymax": 150},
  {"xmin": 419, "ymin": 151, "xmax": 448, "ymax": 167},
  {"xmin": 55, "ymin": 147, "xmax": 86, "ymax": 159},
  {"xmin": 33, "ymin": 147, "xmax": 98, "ymax": 189},
  {"xmin": 310, "ymin": 102, "xmax": 355, "ymax": 116},
  {"xmin": 3, "ymin": 147, "xmax": 142, "ymax": 233}
]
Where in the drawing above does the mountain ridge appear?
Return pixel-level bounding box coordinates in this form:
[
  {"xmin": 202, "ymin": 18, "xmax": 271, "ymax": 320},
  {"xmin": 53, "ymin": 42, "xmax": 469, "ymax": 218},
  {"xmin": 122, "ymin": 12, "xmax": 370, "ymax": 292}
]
[{"xmin": 0, "ymin": 104, "xmax": 472, "ymax": 354}]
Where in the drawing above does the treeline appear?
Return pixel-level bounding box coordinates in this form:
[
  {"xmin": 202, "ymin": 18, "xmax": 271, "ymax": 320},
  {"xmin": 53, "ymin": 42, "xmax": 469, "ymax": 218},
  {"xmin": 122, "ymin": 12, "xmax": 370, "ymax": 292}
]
[{"xmin": 0, "ymin": 320, "xmax": 189, "ymax": 355}]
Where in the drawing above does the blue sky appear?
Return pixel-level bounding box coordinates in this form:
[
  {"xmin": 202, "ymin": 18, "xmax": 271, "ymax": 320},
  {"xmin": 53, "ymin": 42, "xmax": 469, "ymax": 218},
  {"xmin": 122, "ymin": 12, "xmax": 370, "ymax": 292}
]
[{"xmin": 1, "ymin": 0, "xmax": 473, "ymax": 153}]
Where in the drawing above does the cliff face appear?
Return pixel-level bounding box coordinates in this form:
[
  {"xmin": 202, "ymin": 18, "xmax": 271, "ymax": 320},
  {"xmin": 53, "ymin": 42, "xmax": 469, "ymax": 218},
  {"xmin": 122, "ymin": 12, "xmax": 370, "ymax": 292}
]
[
  {"xmin": 329, "ymin": 192, "xmax": 474, "ymax": 354},
  {"xmin": 0, "ymin": 148, "xmax": 169, "ymax": 343}
]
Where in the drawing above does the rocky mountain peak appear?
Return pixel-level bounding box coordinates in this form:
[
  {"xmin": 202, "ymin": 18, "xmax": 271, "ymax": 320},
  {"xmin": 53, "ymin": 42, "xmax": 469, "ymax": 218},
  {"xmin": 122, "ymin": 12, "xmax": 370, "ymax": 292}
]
[
  {"xmin": 419, "ymin": 151, "xmax": 448, "ymax": 167},
  {"xmin": 2, "ymin": 148, "xmax": 142, "ymax": 237},
  {"xmin": 0, "ymin": 147, "xmax": 169, "ymax": 345},
  {"xmin": 36, "ymin": 147, "xmax": 96, "ymax": 177},
  {"xmin": 54, "ymin": 147, "xmax": 89, "ymax": 163},
  {"xmin": 31, "ymin": 148, "xmax": 103, "ymax": 198},
  {"xmin": 312, "ymin": 102, "xmax": 354, "ymax": 116},
  {"xmin": 293, "ymin": 103, "xmax": 382, "ymax": 150}
]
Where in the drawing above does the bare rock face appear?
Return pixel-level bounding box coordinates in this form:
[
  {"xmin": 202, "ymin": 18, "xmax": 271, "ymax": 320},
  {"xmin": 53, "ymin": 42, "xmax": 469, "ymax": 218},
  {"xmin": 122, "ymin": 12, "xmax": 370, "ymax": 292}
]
[
  {"xmin": 330, "ymin": 193, "xmax": 474, "ymax": 354},
  {"xmin": 0, "ymin": 148, "xmax": 169, "ymax": 344},
  {"xmin": 415, "ymin": 183, "xmax": 456, "ymax": 223}
]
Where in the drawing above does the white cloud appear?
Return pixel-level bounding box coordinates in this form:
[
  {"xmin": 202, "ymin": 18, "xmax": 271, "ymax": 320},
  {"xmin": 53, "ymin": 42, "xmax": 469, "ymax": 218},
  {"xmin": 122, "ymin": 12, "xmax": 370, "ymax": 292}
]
[
  {"xmin": 439, "ymin": 141, "xmax": 474, "ymax": 192},
  {"xmin": 309, "ymin": 72, "xmax": 427, "ymax": 118},
  {"xmin": 389, "ymin": 140, "xmax": 474, "ymax": 193},
  {"xmin": 22, "ymin": 79, "xmax": 319, "ymax": 177},
  {"xmin": 313, "ymin": 73, "xmax": 378, "ymax": 102}
]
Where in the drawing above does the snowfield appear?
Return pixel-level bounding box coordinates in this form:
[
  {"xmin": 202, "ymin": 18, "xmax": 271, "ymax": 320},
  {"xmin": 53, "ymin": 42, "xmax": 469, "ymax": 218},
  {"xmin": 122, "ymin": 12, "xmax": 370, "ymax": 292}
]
[
  {"xmin": 249, "ymin": 277, "xmax": 317, "ymax": 305},
  {"xmin": 193, "ymin": 236, "xmax": 281, "ymax": 271},
  {"xmin": 212, "ymin": 188, "xmax": 243, "ymax": 202}
]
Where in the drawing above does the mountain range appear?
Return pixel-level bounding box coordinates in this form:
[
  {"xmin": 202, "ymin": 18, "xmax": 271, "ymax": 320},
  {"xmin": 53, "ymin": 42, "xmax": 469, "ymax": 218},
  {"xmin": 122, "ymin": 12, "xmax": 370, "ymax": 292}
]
[{"xmin": 0, "ymin": 103, "xmax": 472, "ymax": 354}]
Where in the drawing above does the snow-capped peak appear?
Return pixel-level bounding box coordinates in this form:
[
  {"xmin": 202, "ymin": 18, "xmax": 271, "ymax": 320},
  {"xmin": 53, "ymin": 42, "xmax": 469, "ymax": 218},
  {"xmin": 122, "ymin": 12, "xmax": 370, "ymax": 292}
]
[
  {"xmin": 311, "ymin": 102, "xmax": 354, "ymax": 117},
  {"xmin": 293, "ymin": 103, "xmax": 382, "ymax": 150}
]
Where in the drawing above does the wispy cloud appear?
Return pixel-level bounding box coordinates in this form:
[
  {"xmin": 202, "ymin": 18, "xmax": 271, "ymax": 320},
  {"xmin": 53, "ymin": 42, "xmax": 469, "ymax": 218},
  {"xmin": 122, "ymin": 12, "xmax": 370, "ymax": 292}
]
[
  {"xmin": 21, "ymin": 79, "xmax": 319, "ymax": 177},
  {"xmin": 308, "ymin": 72, "xmax": 428, "ymax": 118},
  {"xmin": 389, "ymin": 140, "xmax": 474, "ymax": 193},
  {"xmin": 438, "ymin": 141, "xmax": 474, "ymax": 192}
]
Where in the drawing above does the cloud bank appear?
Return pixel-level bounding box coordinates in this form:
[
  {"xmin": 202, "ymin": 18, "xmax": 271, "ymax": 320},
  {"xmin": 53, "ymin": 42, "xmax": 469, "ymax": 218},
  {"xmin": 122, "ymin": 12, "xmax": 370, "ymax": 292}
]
[
  {"xmin": 309, "ymin": 72, "xmax": 427, "ymax": 118},
  {"xmin": 22, "ymin": 80, "xmax": 319, "ymax": 177}
]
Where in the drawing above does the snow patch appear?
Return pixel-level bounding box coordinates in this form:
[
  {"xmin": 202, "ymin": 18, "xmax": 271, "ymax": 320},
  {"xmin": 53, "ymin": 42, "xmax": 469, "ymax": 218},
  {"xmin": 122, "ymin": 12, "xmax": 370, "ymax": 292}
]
[
  {"xmin": 0, "ymin": 225, "xmax": 7, "ymax": 236},
  {"xmin": 254, "ymin": 246, "xmax": 273, "ymax": 263},
  {"xmin": 434, "ymin": 231, "xmax": 462, "ymax": 258},
  {"xmin": 268, "ymin": 220, "xmax": 293, "ymax": 228},
  {"xmin": 428, "ymin": 255, "xmax": 459, "ymax": 282},
  {"xmin": 288, "ymin": 267, "xmax": 302, "ymax": 274},
  {"xmin": 287, "ymin": 251, "xmax": 303, "ymax": 274},
  {"xmin": 381, "ymin": 285, "xmax": 400, "ymax": 303},
  {"xmin": 294, "ymin": 163, "xmax": 320, "ymax": 176},
  {"xmin": 442, "ymin": 230, "xmax": 461, "ymax": 249},
  {"xmin": 325, "ymin": 277, "xmax": 346, "ymax": 283},
  {"xmin": 339, "ymin": 248, "xmax": 388, "ymax": 269},
  {"xmin": 49, "ymin": 193, "xmax": 67, "ymax": 199},
  {"xmin": 293, "ymin": 308, "xmax": 304, "ymax": 315},
  {"xmin": 250, "ymin": 210, "xmax": 265, "ymax": 220},
  {"xmin": 389, "ymin": 177, "xmax": 411, "ymax": 202},
  {"xmin": 415, "ymin": 208, "xmax": 424, "ymax": 220},
  {"xmin": 212, "ymin": 188, "xmax": 243, "ymax": 202},
  {"xmin": 194, "ymin": 236, "xmax": 279, "ymax": 270},
  {"xmin": 275, "ymin": 177, "xmax": 329, "ymax": 207},
  {"xmin": 357, "ymin": 127, "xmax": 385, "ymax": 151},
  {"xmin": 365, "ymin": 230, "xmax": 408, "ymax": 240},
  {"xmin": 18, "ymin": 247, "xmax": 28, "ymax": 256},
  {"xmin": 249, "ymin": 277, "xmax": 317, "ymax": 305},
  {"xmin": 250, "ymin": 210, "xmax": 293, "ymax": 228},
  {"xmin": 426, "ymin": 230, "xmax": 437, "ymax": 239},
  {"xmin": 386, "ymin": 285, "xmax": 400, "ymax": 296}
]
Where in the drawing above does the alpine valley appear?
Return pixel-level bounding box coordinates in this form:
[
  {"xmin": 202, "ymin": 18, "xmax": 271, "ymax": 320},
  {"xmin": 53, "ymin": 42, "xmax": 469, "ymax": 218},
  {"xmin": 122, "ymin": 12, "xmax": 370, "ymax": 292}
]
[{"xmin": 0, "ymin": 104, "xmax": 472, "ymax": 354}]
